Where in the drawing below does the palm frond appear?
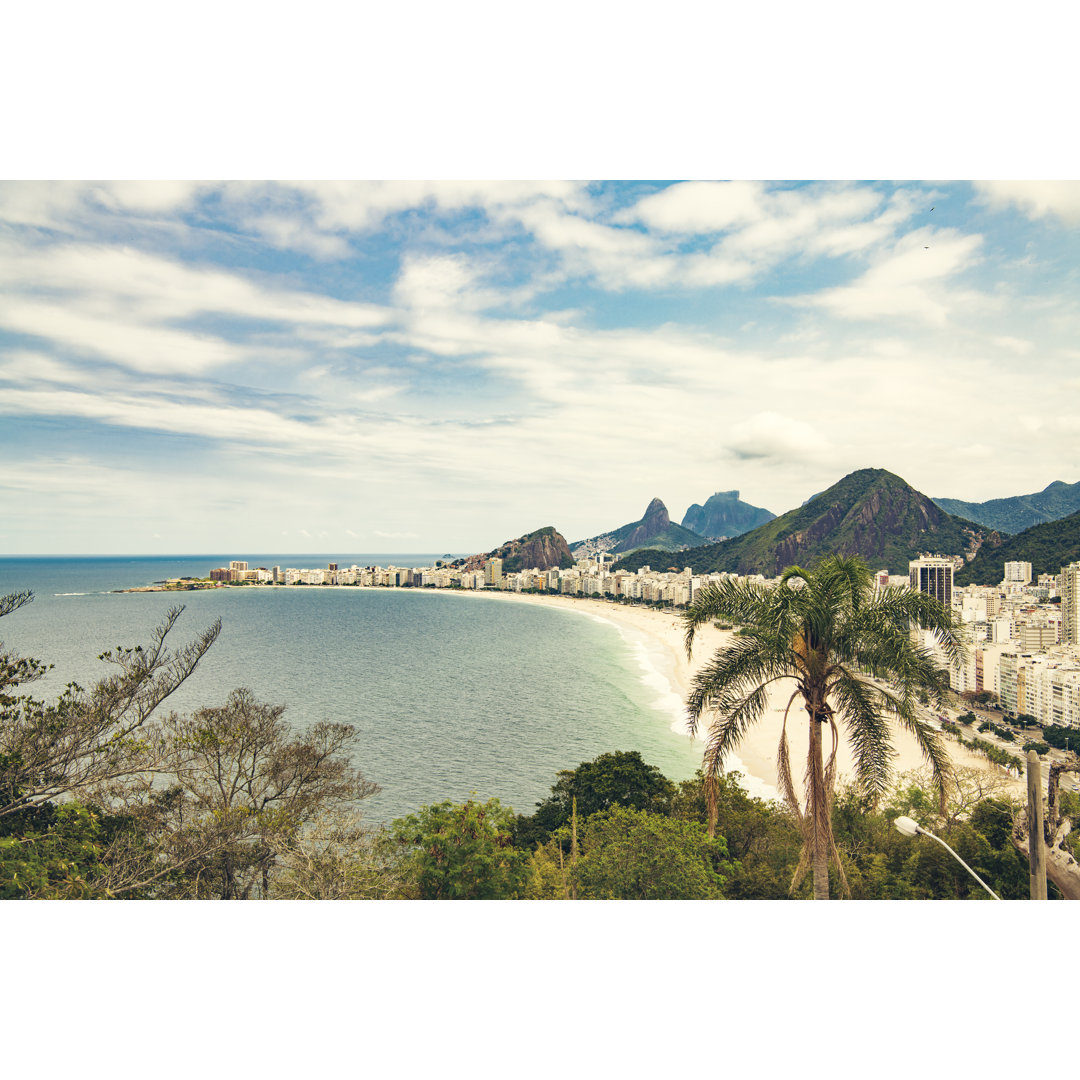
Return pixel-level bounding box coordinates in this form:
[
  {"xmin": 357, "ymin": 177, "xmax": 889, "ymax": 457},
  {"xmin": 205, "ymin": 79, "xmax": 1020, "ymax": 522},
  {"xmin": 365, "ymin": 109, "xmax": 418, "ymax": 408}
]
[{"xmin": 827, "ymin": 668, "xmax": 895, "ymax": 803}]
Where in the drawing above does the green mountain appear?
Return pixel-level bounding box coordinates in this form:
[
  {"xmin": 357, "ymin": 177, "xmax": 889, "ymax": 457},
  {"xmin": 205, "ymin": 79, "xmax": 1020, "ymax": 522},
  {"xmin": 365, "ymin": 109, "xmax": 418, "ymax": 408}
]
[
  {"xmin": 680, "ymin": 489, "xmax": 775, "ymax": 539},
  {"xmin": 614, "ymin": 469, "xmax": 1004, "ymax": 576},
  {"xmin": 572, "ymin": 498, "xmax": 707, "ymax": 558},
  {"xmin": 956, "ymin": 508, "xmax": 1080, "ymax": 585},
  {"xmin": 933, "ymin": 479, "xmax": 1080, "ymax": 534}
]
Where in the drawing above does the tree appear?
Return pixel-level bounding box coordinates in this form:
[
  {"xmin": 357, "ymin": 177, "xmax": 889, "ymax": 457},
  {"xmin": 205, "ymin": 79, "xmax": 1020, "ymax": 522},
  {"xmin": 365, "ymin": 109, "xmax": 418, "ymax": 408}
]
[
  {"xmin": 1, "ymin": 592, "xmax": 221, "ymax": 820},
  {"xmin": 682, "ymin": 555, "xmax": 964, "ymax": 899},
  {"xmin": 0, "ymin": 798, "xmax": 130, "ymax": 899},
  {"xmin": 515, "ymin": 750, "xmax": 675, "ymax": 849},
  {"xmin": 268, "ymin": 808, "xmax": 409, "ymax": 900},
  {"xmin": 571, "ymin": 805, "xmax": 731, "ymax": 900},
  {"xmin": 669, "ymin": 770, "xmax": 803, "ymax": 899},
  {"xmin": 391, "ymin": 797, "xmax": 527, "ymax": 899},
  {"xmin": 143, "ymin": 689, "xmax": 379, "ymax": 899}
]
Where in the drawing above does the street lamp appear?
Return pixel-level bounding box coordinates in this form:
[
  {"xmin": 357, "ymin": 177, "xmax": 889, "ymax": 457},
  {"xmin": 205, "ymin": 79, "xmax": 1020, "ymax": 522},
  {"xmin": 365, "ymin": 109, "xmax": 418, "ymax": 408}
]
[{"xmin": 893, "ymin": 816, "xmax": 1002, "ymax": 900}]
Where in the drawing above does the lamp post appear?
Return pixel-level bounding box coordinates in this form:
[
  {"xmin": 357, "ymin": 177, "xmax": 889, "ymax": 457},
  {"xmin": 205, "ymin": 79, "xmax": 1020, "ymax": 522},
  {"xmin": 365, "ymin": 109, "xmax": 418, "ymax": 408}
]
[{"xmin": 893, "ymin": 816, "xmax": 1002, "ymax": 900}]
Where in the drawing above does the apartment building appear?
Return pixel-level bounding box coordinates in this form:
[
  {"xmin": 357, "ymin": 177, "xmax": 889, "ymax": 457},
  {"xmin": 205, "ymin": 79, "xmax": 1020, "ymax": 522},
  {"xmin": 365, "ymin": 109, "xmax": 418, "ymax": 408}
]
[
  {"xmin": 1060, "ymin": 562, "xmax": 1080, "ymax": 645},
  {"xmin": 909, "ymin": 557, "xmax": 954, "ymax": 606}
]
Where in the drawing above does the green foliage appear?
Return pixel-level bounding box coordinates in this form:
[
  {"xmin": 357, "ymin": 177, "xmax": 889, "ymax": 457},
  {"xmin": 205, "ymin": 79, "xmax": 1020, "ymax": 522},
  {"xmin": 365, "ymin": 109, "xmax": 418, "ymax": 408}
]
[
  {"xmin": 0, "ymin": 799, "xmax": 143, "ymax": 899},
  {"xmin": 934, "ymin": 480, "xmax": 1080, "ymax": 534},
  {"xmin": 392, "ymin": 798, "xmax": 527, "ymax": 899},
  {"xmin": 571, "ymin": 805, "xmax": 731, "ymax": 900},
  {"xmin": 965, "ymin": 737, "xmax": 1022, "ymax": 772},
  {"xmin": 1042, "ymin": 724, "xmax": 1079, "ymax": 753},
  {"xmin": 671, "ymin": 771, "xmax": 802, "ymax": 899},
  {"xmin": 1022, "ymin": 741, "xmax": 1050, "ymax": 756},
  {"xmin": 515, "ymin": 750, "xmax": 676, "ymax": 849},
  {"xmin": 956, "ymin": 711, "xmax": 976, "ymax": 725},
  {"xmin": 833, "ymin": 782, "xmax": 1029, "ymax": 899},
  {"xmin": 957, "ymin": 505, "xmax": 1080, "ymax": 584}
]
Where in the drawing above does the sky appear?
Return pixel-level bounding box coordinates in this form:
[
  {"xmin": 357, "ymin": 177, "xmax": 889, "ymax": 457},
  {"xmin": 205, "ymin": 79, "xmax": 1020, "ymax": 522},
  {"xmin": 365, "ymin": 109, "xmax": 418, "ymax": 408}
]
[{"xmin": 2, "ymin": 177, "xmax": 1079, "ymax": 555}]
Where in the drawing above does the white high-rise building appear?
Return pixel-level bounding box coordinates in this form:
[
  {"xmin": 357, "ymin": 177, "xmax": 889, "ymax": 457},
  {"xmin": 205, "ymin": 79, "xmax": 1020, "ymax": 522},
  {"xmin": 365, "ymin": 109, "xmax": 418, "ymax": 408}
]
[
  {"xmin": 1004, "ymin": 561, "xmax": 1033, "ymax": 585},
  {"xmin": 1060, "ymin": 562, "xmax": 1080, "ymax": 645}
]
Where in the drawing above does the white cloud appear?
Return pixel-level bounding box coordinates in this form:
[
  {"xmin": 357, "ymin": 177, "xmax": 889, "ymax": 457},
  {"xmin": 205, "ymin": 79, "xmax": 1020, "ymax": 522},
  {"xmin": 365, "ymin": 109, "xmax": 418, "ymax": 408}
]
[
  {"xmin": 724, "ymin": 411, "xmax": 832, "ymax": 465},
  {"xmin": 295, "ymin": 179, "xmax": 586, "ymax": 233},
  {"xmin": 241, "ymin": 214, "xmax": 351, "ymax": 260},
  {"xmin": 0, "ymin": 240, "xmax": 390, "ymax": 328},
  {"xmin": 0, "ymin": 299, "xmax": 249, "ymax": 373},
  {"xmin": 788, "ymin": 227, "xmax": 984, "ymax": 324},
  {"xmin": 0, "ymin": 181, "xmax": 205, "ymax": 232},
  {"xmin": 622, "ymin": 180, "xmax": 766, "ymax": 232},
  {"xmin": 974, "ymin": 181, "xmax": 1080, "ymax": 225}
]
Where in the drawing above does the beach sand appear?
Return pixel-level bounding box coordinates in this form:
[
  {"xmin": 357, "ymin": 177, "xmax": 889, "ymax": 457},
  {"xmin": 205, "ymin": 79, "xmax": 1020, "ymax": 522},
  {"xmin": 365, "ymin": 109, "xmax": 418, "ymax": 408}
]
[{"xmin": 481, "ymin": 589, "xmax": 1024, "ymax": 803}]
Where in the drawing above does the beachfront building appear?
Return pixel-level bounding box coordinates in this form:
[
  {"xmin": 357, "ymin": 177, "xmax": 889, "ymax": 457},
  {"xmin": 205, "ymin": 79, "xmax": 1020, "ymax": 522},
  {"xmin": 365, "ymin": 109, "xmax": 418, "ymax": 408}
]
[
  {"xmin": 997, "ymin": 647, "xmax": 1080, "ymax": 728},
  {"xmin": 204, "ymin": 555, "xmax": 766, "ymax": 613}
]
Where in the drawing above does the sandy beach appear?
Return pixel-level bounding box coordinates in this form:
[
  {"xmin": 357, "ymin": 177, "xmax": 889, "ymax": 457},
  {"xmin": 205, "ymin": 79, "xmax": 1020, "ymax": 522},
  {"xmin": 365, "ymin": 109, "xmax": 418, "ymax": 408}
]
[{"xmin": 477, "ymin": 589, "xmax": 1024, "ymax": 803}]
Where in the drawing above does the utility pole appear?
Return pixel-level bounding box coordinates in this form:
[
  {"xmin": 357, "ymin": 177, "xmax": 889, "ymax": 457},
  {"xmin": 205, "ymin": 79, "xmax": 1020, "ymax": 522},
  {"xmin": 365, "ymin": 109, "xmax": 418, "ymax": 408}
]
[{"xmin": 1026, "ymin": 750, "xmax": 1047, "ymax": 900}]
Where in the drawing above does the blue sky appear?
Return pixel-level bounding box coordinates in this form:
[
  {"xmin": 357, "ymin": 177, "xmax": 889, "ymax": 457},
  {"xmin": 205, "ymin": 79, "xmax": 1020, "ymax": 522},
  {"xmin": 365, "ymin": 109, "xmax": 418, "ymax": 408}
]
[{"xmin": 2, "ymin": 179, "xmax": 1080, "ymax": 554}]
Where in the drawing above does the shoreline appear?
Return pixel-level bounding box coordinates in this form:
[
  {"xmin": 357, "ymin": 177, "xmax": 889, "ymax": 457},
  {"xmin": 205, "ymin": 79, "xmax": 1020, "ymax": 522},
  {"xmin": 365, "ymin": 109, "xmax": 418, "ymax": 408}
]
[
  {"xmin": 470, "ymin": 590, "xmax": 1024, "ymax": 802},
  {"xmin": 122, "ymin": 580, "xmax": 1025, "ymax": 802}
]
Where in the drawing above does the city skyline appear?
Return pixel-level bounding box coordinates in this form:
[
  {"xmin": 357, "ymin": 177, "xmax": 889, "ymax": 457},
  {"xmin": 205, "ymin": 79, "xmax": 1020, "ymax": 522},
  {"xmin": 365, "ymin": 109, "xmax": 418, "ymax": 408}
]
[{"xmin": 3, "ymin": 179, "xmax": 1080, "ymax": 554}]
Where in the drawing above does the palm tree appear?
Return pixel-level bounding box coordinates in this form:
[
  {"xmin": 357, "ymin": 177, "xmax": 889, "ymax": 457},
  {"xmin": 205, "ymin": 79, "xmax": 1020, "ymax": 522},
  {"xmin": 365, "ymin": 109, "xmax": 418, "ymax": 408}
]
[{"xmin": 683, "ymin": 555, "xmax": 964, "ymax": 899}]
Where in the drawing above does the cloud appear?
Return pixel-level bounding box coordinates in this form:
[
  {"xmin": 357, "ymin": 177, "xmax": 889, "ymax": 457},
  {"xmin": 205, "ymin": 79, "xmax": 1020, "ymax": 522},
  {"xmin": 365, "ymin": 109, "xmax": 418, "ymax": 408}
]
[
  {"xmin": 0, "ymin": 240, "xmax": 390, "ymax": 328},
  {"xmin": 0, "ymin": 237, "xmax": 394, "ymax": 376},
  {"xmin": 724, "ymin": 411, "xmax": 832, "ymax": 464},
  {"xmin": 0, "ymin": 181, "xmax": 206, "ymax": 233},
  {"xmin": 974, "ymin": 181, "xmax": 1080, "ymax": 225},
  {"xmin": 787, "ymin": 227, "xmax": 983, "ymax": 324},
  {"xmin": 622, "ymin": 180, "xmax": 766, "ymax": 232},
  {"xmin": 241, "ymin": 214, "xmax": 351, "ymax": 260}
]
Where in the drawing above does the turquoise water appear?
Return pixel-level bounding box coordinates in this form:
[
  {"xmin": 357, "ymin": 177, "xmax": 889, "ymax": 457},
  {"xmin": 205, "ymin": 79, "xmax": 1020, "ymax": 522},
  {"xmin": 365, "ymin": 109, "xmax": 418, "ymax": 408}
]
[{"xmin": 0, "ymin": 556, "xmax": 703, "ymax": 823}]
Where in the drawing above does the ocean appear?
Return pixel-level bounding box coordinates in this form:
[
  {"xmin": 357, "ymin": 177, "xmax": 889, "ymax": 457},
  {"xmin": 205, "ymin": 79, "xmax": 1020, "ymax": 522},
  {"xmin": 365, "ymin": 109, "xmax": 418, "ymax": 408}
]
[{"xmin": 0, "ymin": 555, "xmax": 705, "ymax": 824}]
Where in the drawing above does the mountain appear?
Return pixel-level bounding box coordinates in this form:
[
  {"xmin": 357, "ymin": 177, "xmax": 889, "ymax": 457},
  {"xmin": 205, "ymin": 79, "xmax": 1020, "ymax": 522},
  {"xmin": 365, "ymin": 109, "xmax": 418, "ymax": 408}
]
[
  {"xmin": 956, "ymin": 508, "xmax": 1080, "ymax": 585},
  {"xmin": 572, "ymin": 498, "xmax": 707, "ymax": 558},
  {"xmin": 680, "ymin": 490, "xmax": 775, "ymax": 539},
  {"xmin": 466, "ymin": 526, "xmax": 574, "ymax": 573},
  {"xmin": 932, "ymin": 480, "xmax": 1080, "ymax": 534},
  {"xmin": 613, "ymin": 469, "xmax": 1005, "ymax": 576}
]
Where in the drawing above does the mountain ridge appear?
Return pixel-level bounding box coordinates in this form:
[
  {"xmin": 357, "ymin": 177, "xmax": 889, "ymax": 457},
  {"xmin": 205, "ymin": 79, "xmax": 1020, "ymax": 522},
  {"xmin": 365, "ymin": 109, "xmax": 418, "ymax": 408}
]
[
  {"xmin": 932, "ymin": 479, "xmax": 1080, "ymax": 534},
  {"xmin": 614, "ymin": 469, "xmax": 1005, "ymax": 576},
  {"xmin": 572, "ymin": 498, "xmax": 706, "ymax": 558}
]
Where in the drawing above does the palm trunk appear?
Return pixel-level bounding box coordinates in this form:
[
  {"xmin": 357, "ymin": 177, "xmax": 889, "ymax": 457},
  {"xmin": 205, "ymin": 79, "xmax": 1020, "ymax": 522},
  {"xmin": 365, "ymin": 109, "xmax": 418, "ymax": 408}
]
[{"xmin": 808, "ymin": 708, "xmax": 830, "ymax": 900}]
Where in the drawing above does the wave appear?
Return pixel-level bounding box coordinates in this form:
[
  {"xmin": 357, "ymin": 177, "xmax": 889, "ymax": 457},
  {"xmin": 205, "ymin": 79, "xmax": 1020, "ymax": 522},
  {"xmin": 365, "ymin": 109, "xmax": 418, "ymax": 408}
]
[{"xmin": 613, "ymin": 621, "xmax": 780, "ymax": 802}]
